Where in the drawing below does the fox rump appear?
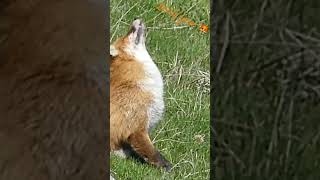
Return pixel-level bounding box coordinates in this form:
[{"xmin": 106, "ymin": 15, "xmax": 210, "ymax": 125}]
[{"xmin": 110, "ymin": 19, "xmax": 171, "ymax": 171}]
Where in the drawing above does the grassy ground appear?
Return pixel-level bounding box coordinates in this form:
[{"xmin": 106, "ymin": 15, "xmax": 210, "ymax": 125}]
[
  {"xmin": 215, "ymin": 0, "xmax": 320, "ymax": 179},
  {"xmin": 110, "ymin": 0, "xmax": 210, "ymax": 179}
]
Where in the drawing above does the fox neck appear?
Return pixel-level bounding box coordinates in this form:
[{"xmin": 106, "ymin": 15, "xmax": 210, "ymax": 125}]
[
  {"xmin": 125, "ymin": 45, "xmax": 150, "ymax": 63},
  {"xmin": 124, "ymin": 45, "xmax": 162, "ymax": 85}
]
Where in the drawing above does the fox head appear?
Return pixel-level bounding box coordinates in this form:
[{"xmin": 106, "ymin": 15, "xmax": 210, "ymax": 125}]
[{"xmin": 110, "ymin": 19, "xmax": 147, "ymax": 59}]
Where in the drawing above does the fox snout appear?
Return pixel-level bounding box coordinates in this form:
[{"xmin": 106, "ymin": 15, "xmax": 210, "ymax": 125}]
[
  {"xmin": 110, "ymin": 19, "xmax": 146, "ymax": 57},
  {"xmin": 127, "ymin": 19, "xmax": 146, "ymax": 47}
]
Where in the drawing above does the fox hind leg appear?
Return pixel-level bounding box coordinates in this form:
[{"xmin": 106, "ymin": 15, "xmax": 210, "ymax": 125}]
[{"xmin": 127, "ymin": 130, "xmax": 172, "ymax": 171}]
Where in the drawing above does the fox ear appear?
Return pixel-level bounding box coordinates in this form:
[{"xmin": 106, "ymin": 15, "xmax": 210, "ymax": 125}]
[{"xmin": 110, "ymin": 45, "xmax": 118, "ymax": 57}]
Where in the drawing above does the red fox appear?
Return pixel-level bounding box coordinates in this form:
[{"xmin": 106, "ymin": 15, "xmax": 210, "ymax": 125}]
[{"xmin": 110, "ymin": 19, "xmax": 172, "ymax": 171}]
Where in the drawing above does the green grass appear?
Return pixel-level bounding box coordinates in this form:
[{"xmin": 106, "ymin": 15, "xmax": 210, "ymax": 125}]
[{"xmin": 110, "ymin": 0, "xmax": 210, "ymax": 179}]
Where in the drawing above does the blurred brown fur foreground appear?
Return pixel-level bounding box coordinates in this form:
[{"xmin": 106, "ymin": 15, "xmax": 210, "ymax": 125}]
[{"xmin": 0, "ymin": 0, "xmax": 107, "ymax": 179}]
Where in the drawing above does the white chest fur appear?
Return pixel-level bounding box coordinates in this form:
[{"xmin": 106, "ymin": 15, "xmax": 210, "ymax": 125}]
[{"xmin": 125, "ymin": 46, "xmax": 164, "ymax": 130}]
